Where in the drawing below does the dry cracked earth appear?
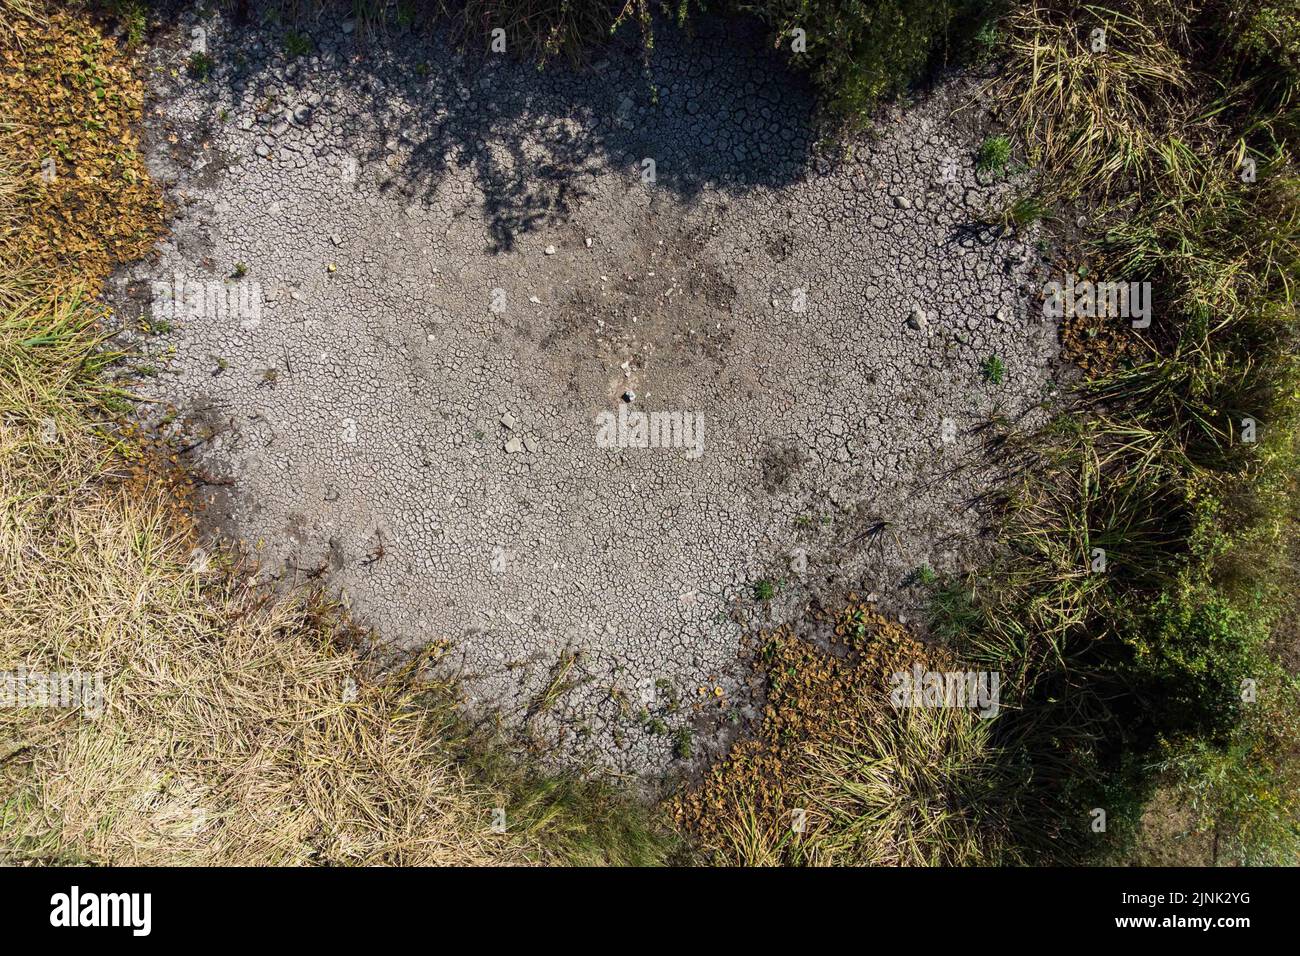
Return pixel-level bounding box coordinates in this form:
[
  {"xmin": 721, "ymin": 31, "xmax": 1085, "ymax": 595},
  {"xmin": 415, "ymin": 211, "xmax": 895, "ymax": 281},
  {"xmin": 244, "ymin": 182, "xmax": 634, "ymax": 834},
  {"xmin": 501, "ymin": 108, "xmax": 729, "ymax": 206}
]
[{"xmin": 109, "ymin": 5, "xmax": 1063, "ymax": 777}]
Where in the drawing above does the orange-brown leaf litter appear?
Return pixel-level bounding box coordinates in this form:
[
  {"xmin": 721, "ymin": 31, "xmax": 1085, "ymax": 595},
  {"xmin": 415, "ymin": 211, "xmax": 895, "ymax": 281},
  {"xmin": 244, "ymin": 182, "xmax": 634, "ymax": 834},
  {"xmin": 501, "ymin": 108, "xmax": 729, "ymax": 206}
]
[
  {"xmin": 1, "ymin": 7, "xmax": 165, "ymax": 288},
  {"xmin": 674, "ymin": 599, "xmax": 945, "ymax": 861}
]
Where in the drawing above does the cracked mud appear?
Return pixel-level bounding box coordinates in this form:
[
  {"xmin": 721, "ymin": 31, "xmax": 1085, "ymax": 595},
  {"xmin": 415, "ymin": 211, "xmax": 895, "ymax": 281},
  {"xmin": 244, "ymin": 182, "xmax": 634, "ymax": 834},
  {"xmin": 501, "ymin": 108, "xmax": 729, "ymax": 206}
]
[{"xmin": 110, "ymin": 8, "xmax": 1062, "ymax": 776}]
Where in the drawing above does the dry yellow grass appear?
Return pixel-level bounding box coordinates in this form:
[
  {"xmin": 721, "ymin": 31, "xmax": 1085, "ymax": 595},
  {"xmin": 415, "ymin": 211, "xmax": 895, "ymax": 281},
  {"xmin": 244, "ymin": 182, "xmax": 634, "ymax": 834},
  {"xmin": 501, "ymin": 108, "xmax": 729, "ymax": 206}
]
[
  {"xmin": 0, "ymin": 1, "xmax": 571, "ymax": 868},
  {"xmin": 998, "ymin": 1, "xmax": 1194, "ymax": 201},
  {"xmin": 674, "ymin": 605, "xmax": 1020, "ymax": 866},
  {"xmin": 0, "ymin": 272, "xmax": 532, "ymax": 865}
]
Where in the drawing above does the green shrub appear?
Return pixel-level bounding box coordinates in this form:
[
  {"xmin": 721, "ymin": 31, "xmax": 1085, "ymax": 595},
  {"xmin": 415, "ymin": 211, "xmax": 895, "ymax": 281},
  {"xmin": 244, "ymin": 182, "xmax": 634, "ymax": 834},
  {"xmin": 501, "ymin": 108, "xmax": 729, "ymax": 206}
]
[
  {"xmin": 1156, "ymin": 670, "xmax": 1300, "ymax": 865},
  {"xmin": 1124, "ymin": 589, "xmax": 1268, "ymax": 741},
  {"xmin": 260, "ymin": 1, "xmax": 1000, "ymax": 119},
  {"xmin": 743, "ymin": 0, "xmax": 1003, "ymax": 122},
  {"xmin": 1227, "ymin": 1, "xmax": 1300, "ymax": 77}
]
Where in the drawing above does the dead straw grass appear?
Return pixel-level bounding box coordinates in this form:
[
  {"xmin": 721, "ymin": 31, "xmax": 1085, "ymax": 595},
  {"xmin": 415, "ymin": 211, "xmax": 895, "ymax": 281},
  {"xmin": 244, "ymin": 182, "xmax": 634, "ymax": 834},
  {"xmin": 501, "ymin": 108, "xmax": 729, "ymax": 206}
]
[
  {"xmin": 999, "ymin": 1, "xmax": 1195, "ymax": 201},
  {"xmin": 0, "ymin": 2, "xmax": 538, "ymax": 867},
  {"xmin": 0, "ymin": 273, "xmax": 526, "ymax": 865}
]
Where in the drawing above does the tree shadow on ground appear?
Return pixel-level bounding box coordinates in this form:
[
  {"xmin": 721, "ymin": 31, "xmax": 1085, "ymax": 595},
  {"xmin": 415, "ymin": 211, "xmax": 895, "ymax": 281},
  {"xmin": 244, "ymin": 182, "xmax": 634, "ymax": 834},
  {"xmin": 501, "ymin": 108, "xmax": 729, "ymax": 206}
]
[{"xmin": 177, "ymin": 4, "xmax": 819, "ymax": 251}]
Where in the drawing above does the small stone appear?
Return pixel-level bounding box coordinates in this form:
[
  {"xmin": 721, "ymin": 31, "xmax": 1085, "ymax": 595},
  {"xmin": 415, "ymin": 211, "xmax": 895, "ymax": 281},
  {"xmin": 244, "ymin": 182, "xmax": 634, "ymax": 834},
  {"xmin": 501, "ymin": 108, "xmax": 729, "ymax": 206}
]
[
  {"xmin": 523, "ymin": 435, "xmax": 538, "ymax": 453},
  {"xmin": 255, "ymin": 143, "xmax": 270, "ymax": 158},
  {"xmin": 544, "ymin": 245, "xmax": 557, "ymax": 255},
  {"xmin": 893, "ymin": 195, "xmax": 912, "ymax": 209},
  {"xmin": 500, "ymin": 412, "xmax": 517, "ymax": 431},
  {"xmin": 622, "ymin": 390, "xmax": 635, "ymax": 403},
  {"xmin": 584, "ymin": 237, "xmax": 593, "ymax": 248},
  {"xmin": 907, "ymin": 306, "xmax": 927, "ymax": 330},
  {"xmin": 504, "ymin": 436, "xmax": 523, "ymax": 454},
  {"xmin": 330, "ymin": 234, "xmax": 341, "ymax": 246},
  {"xmin": 529, "ymin": 295, "xmax": 541, "ymax": 304}
]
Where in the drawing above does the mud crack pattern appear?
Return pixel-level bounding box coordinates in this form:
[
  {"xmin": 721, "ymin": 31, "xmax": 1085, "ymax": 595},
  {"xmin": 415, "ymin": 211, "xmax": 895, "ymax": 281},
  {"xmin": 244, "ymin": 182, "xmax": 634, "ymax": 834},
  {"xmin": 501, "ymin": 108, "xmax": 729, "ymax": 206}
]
[{"xmin": 109, "ymin": 9, "xmax": 1061, "ymax": 776}]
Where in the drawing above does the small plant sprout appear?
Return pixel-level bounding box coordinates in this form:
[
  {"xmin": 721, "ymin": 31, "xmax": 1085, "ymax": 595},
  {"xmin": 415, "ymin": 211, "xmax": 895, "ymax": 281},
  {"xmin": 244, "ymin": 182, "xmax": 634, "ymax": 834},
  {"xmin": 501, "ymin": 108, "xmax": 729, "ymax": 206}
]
[
  {"xmin": 972, "ymin": 20, "xmax": 999, "ymax": 62},
  {"xmin": 976, "ymin": 135, "xmax": 1012, "ymax": 176},
  {"xmin": 981, "ymin": 355, "xmax": 1005, "ymax": 385},
  {"xmin": 999, "ymin": 193, "xmax": 1050, "ymax": 230},
  {"xmin": 284, "ymin": 31, "xmax": 312, "ymax": 58},
  {"xmin": 187, "ymin": 51, "xmax": 214, "ymax": 80},
  {"xmin": 674, "ymin": 726, "xmax": 693, "ymax": 760}
]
